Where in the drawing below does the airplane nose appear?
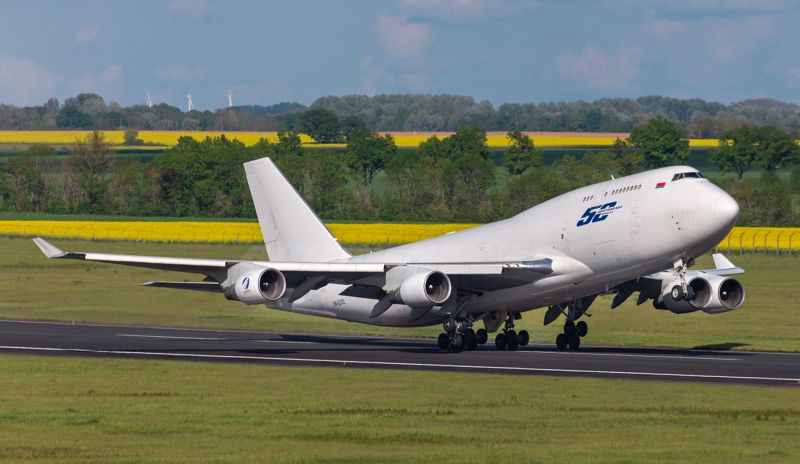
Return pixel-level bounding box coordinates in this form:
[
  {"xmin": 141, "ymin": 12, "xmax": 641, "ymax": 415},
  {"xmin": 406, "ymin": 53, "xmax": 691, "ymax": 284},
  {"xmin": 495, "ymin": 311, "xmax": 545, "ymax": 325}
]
[{"xmin": 713, "ymin": 193, "xmax": 739, "ymax": 227}]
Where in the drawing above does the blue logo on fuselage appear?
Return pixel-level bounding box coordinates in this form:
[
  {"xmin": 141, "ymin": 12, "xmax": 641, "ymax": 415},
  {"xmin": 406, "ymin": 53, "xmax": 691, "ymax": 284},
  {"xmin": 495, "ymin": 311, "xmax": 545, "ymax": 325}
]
[{"xmin": 576, "ymin": 202, "xmax": 621, "ymax": 227}]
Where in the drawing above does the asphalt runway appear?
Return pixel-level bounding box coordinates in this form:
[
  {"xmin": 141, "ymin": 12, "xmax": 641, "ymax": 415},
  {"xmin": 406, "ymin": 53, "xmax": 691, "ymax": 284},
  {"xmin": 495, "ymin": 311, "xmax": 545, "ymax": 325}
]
[{"xmin": 1, "ymin": 319, "xmax": 798, "ymax": 386}]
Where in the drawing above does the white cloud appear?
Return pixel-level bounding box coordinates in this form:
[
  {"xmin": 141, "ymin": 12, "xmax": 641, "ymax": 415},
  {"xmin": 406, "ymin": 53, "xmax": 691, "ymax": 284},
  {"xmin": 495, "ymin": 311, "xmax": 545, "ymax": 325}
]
[
  {"xmin": 75, "ymin": 26, "xmax": 98, "ymax": 45},
  {"xmin": 359, "ymin": 56, "xmax": 394, "ymax": 95},
  {"xmin": 0, "ymin": 54, "xmax": 58, "ymax": 106},
  {"xmin": 166, "ymin": 0, "xmax": 211, "ymax": 21},
  {"xmin": 398, "ymin": 0, "xmax": 517, "ymax": 22},
  {"xmin": 155, "ymin": 64, "xmax": 207, "ymax": 82},
  {"xmin": 69, "ymin": 65, "xmax": 123, "ymax": 96},
  {"xmin": 554, "ymin": 45, "xmax": 641, "ymax": 90},
  {"xmin": 375, "ymin": 15, "xmax": 433, "ymax": 60},
  {"xmin": 787, "ymin": 66, "xmax": 800, "ymax": 79}
]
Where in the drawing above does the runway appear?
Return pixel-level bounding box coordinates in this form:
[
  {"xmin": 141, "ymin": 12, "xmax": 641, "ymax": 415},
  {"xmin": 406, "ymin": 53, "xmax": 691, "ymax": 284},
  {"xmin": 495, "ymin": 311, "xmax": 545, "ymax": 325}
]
[{"xmin": 1, "ymin": 320, "xmax": 798, "ymax": 386}]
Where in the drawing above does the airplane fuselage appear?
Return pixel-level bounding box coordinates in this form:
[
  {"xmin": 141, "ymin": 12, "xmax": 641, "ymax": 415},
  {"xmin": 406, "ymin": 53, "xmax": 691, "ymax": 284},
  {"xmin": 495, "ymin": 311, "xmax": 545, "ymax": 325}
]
[{"xmin": 273, "ymin": 166, "xmax": 739, "ymax": 327}]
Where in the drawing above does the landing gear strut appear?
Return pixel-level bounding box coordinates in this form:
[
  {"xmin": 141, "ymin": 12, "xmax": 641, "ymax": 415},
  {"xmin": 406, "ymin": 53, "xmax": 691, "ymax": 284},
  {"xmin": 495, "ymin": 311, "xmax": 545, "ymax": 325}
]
[
  {"xmin": 494, "ymin": 313, "xmax": 530, "ymax": 351},
  {"xmin": 437, "ymin": 318, "xmax": 481, "ymax": 352}
]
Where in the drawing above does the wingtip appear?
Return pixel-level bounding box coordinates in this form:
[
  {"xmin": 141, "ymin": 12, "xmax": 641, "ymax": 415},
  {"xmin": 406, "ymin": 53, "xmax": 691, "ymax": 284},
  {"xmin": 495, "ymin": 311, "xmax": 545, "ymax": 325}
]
[{"xmin": 32, "ymin": 237, "xmax": 66, "ymax": 258}]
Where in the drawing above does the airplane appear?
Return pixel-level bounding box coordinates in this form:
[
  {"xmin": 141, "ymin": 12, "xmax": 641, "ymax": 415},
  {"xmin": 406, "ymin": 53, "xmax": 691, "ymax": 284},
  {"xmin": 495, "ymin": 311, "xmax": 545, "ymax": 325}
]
[{"xmin": 33, "ymin": 157, "xmax": 745, "ymax": 351}]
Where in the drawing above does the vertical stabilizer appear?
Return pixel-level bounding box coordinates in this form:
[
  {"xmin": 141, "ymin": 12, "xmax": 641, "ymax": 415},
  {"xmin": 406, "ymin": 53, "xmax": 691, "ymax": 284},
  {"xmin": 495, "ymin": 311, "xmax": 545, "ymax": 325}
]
[{"xmin": 244, "ymin": 157, "xmax": 351, "ymax": 262}]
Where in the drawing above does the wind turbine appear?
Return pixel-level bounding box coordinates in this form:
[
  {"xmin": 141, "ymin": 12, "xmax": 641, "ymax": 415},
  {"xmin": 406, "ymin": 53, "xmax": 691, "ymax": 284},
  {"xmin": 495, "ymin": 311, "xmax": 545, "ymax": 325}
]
[
  {"xmin": 227, "ymin": 89, "xmax": 234, "ymax": 108},
  {"xmin": 146, "ymin": 91, "xmax": 153, "ymax": 108},
  {"xmin": 187, "ymin": 90, "xmax": 194, "ymax": 112}
]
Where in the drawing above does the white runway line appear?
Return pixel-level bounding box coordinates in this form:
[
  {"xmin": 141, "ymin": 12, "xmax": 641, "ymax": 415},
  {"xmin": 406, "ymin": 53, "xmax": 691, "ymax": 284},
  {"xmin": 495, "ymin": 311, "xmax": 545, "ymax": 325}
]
[
  {"xmin": 117, "ymin": 334, "xmax": 224, "ymax": 341},
  {"xmin": 1, "ymin": 345, "xmax": 797, "ymax": 384},
  {"xmin": 520, "ymin": 349, "xmax": 739, "ymax": 361},
  {"xmin": 116, "ymin": 333, "xmax": 315, "ymax": 344}
]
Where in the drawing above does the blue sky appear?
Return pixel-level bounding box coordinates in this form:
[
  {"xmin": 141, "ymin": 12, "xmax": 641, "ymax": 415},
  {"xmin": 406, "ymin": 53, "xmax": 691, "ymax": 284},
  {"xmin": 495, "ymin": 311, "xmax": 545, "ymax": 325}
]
[{"xmin": 1, "ymin": 0, "xmax": 800, "ymax": 109}]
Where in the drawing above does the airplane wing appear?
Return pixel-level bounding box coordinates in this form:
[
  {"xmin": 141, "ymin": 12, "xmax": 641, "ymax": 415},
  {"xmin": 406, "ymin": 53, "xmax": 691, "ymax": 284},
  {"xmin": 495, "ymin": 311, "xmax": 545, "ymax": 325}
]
[{"xmin": 33, "ymin": 237, "xmax": 577, "ymax": 295}]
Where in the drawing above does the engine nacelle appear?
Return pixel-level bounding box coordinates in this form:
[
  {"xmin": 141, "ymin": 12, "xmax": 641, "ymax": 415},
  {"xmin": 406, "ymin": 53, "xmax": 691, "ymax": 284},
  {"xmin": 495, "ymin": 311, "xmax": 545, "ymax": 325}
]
[
  {"xmin": 388, "ymin": 267, "xmax": 452, "ymax": 308},
  {"xmin": 655, "ymin": 275, "xmax": 745, "ymax": 314},
  {"xmin": 223, "ymin": 265, "xmax": 286, "ymax": 305},
  {"xmin": 695, "ymin": 275, "xmax": 746, "ymax": 314}
]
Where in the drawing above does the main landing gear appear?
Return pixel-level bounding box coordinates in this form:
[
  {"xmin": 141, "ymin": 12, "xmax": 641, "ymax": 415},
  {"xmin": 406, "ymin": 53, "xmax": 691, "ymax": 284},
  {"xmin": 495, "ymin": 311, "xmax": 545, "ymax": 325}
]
[
  {"xmin": 555, "ymin": 319, "xmax": 588, "ymax": 351},
  {"xmin": 493, "ymin": 313, "xmax": 530, "ymax": 351},
  {"xmin": 437, "ymin": 318, "xmax": 487, "ymax": 352}
]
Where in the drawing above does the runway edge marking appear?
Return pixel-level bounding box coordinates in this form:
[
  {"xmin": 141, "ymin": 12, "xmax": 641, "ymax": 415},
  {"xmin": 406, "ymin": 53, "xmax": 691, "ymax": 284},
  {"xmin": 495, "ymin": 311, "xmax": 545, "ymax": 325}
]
[{"xmin": 0, "ymin": 345, "xmax": 797, "ymax": 384}]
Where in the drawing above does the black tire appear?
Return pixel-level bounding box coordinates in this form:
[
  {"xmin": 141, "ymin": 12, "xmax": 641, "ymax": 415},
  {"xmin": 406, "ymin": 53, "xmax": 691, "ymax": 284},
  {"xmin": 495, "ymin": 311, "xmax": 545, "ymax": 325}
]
[
  {"xmin": 518, "ymin": 330, "xmax": 530, "ymax": 346},
  {"xmin": 450, "ymin": 333, "xmax": 465, "ymax": 351},
  {"xmin": 443, "ymin": 319, "xmax": 457, "ymax": 334},
  {"xmin": 564, "ymin": 320, "xmax": 576, "ymax": 336},
  {"xmin": 671, "ymin": 285, "xmax": 684, "ymax": 301},
  {"xmin": 437, "ymin": 333, "xmax": 450, "ymax": 350},
  {"xmin": 476, "ymin": 328, "xmax": 488, "ymax": 345},
  {"xmin": 576, "ymin": 321, "xmax": 588, "ymax": 337},
  {"xmin": 567, "ymin": 334, "xmax": 581, "ymax": 351},
  {"xmin": 495, "ymin": 333, "xmax": 507, "ymax": 350},
  {"xmin": 506, "ymin": 330, "xmax": 520, "ymax": 351},
  {"xmin": 556, "ymin": 333, "xmax": 567, "ymax": 350},
  {"xmin": 467, "ymin": 334, "xmax": 478, "ymax": 351}
]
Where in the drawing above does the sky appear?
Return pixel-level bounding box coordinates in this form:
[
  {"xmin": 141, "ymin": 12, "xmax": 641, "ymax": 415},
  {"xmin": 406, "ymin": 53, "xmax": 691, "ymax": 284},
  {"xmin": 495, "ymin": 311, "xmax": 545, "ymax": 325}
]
[{"xmin": 1, "ymin": 0, "xmax": 800, "ymax": 110}]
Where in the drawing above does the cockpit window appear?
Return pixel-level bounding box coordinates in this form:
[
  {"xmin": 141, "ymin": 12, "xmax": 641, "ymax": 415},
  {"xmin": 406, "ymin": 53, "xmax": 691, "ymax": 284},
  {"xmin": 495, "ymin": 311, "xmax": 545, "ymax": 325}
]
[{"xmin": 671, "ymin": 171, "xmax": 704, "ymax": 181}]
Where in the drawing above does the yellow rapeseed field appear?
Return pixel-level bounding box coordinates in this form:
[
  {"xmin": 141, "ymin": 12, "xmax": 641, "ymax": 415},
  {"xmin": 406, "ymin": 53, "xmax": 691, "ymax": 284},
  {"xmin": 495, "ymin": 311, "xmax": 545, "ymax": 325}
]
[
  {"xmin": 0, "ymin": 130, "xmax": 724, "ymax": 149},
  {"xmin": 1, "ymin": 220, "xmax": 797, "ymax": 252}
]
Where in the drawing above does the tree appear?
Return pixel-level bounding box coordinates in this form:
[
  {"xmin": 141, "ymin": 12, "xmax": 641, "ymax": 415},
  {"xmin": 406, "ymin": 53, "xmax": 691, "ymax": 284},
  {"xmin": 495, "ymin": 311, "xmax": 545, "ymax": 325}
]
[
  {"xmin": 346, "ymin": 129, "xmax": 397, "ymax": 187},
  {"xmin": 299, "ymin": 108, "xmax": 341, "ymax": 143},
  {"xmin": 68, "ymin": 131, "xmax": 114, "ymax": 213},
  {"xmin": 341, "ymin": 115, "xmax": 368, "ymax": 141},
  {"xmin": 712, "ymin": 125, "xmax": 799, "ymax": 179},
  {"xmin": 123, "ymin": 129, "xmax": 144, "ymax": 145},
  {"xmin": 711, "ymin": 126, "xmax": 763, "ymax": 180},
  {"xmin": 56, "ymin": 105, "xmax": 93, "ymax": 129},
  {"xmin": 627, "ymin": 116, "xmax": 689, "ymax": 168},
  {"xmin": 503, "ymin": 130, "xmax": 542, "ymax": 175},
  {"xmin": 609, "ymin": 138, "xmax": 643, "ymax": 175},
  {"xmin": 5, "ymin": 145, "xmax": 56, "ymax": 212}
]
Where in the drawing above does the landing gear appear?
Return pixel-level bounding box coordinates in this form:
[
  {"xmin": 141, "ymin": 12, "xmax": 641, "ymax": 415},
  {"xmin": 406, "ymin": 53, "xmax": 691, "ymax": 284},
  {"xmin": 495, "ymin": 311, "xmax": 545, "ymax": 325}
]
[
  {"xmin": 555, "ymin": 319, "xmax": 588, "ymax": 351},
  {"xmin": 475, "ymin": 328, "xmax": 488, "ymax": 345},
  {"xmin": 493, "ymin": 313, "xmax": 530, "ymax": 350},
  {"xmin": 437, "ymin": 318, "xmax": 480, "ymax": 352}
]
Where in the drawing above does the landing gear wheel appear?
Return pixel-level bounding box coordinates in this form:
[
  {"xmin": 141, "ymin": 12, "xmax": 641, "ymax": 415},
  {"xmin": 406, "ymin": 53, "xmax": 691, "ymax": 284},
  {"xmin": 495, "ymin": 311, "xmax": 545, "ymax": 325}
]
[
  {"xmin": 564, "ymin": 320, "xmax": 576, "ymax": 336},
  {"xmin": 671, "ymin": 285, "xmax": 684, "ymax": 301},
  {"xmin": 450, "ymin": 333, "xmax": 465, "ymax": 351},
  {"xmin": 495, "ymin": 333, "xmax": 507, "ymax": 350},
  {"xmin": 476, "ymin": 328, "xmax": 488, "ymax": 345},
  {"xmin": 467, "ymin": 333, "xmax": 478, "ymax": 351},
  {"xmin": 576, "ymin": 321, "xmax": 588, "ymax": 338},
  {"xmin": 437, "ymin": 333, "xmax": 450, "ymax": 350},
  {"xmin": 463, "ymin": 329, "xmax": 477, "ymax": 351},
  {"xmin": 567, "ymin": 334, "xmax": 581, "ymax": 351},
  {"xmin": 518, "ymin": 330, "xmax": 530, "ymax": 347},
  {"xmin": 506, "ymin": 330, "xmax": 519, "ymax": 350},
  {"xmin": 442, "ymin": 319, "xmax": 457, "ymax": 334},
  {"xmin": 556, "ymin": 333, "xmax": 567, "ymax": 350}
]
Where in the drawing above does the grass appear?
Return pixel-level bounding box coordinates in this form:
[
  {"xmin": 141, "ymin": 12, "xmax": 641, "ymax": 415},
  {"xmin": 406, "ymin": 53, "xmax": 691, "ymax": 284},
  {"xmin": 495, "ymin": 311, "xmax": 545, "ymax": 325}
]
[
  {"xmin": 1, "ymin": 237, "xmax": 799, "ymax": 351},
  {"xmin": 0, "ymin": 353, "xmax": 798, "ymax": 463}
]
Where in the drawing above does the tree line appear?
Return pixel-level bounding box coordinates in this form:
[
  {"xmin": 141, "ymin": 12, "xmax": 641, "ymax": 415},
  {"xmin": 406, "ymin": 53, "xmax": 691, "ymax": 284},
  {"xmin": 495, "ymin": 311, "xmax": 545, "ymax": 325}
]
[
  {"xmin": 4, "ymin": 93, "xmax": 800, "ymax": 139},
  {"xmin": 1, "ymin": 117, "xmax": 798, "ymax": 227}
]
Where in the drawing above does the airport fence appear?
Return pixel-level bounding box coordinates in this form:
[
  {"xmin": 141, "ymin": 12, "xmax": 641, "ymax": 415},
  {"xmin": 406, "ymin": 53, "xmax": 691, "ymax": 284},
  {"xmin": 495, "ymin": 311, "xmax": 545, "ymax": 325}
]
[{"xmin": 1, "ymin": 220, "xmax": 798, "ymax": 255}]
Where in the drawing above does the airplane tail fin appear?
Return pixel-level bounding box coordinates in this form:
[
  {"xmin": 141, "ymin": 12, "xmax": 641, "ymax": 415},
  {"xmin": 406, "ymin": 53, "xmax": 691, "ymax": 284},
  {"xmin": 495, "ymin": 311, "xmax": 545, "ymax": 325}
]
[{"xmin": 244, "ymin": 157, "xmax": 351, "ymax": 262}]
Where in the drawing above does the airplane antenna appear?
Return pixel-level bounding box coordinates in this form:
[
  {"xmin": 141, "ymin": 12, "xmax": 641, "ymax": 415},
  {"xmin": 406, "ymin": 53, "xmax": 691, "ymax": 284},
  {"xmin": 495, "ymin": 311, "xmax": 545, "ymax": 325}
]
[
  {"xmin": 187, "ymin": 90, "xmax": 194, "ymax": 112},
  {"xmin": 227, "ymin": 89, "xmax": 234, "ymax": 108},
  {"xmin": 611, "ymin": 175, "xmax": 615, "ymax": 180},
  {"xmin": 146, "ymin": 91, "xmax": 153, "ymax": 108}
]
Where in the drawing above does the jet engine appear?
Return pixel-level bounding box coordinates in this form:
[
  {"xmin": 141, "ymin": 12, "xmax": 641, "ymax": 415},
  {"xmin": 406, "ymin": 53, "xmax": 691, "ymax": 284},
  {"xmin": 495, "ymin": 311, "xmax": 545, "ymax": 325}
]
[
  {"xmin": 393, "ymin": 269, "xmax": 452, "ymax": 307},
  {"xmin": 223, "ymin": 264, "xmax": 286, "ymax": 305},
  {"xmin": 655, "ymin": 275, "xmax": 745, "ymax": 314}
]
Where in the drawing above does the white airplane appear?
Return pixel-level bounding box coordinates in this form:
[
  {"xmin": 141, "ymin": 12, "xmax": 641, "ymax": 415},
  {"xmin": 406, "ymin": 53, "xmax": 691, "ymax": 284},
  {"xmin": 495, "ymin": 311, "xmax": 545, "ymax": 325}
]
[{"xmin": 34, "ymin": 158, "xmax": 745, "ymax": 351}]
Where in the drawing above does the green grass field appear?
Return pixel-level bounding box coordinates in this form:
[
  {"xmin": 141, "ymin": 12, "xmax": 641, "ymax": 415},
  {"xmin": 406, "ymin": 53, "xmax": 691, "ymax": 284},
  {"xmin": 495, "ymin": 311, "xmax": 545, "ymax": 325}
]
[
  {"xmin": 1, "ymin": 237, "xmax": 798, "ymax": 352},
  {"xmin": 1, "ymin": 354, "xmax": 798, "ymax": 463}
]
